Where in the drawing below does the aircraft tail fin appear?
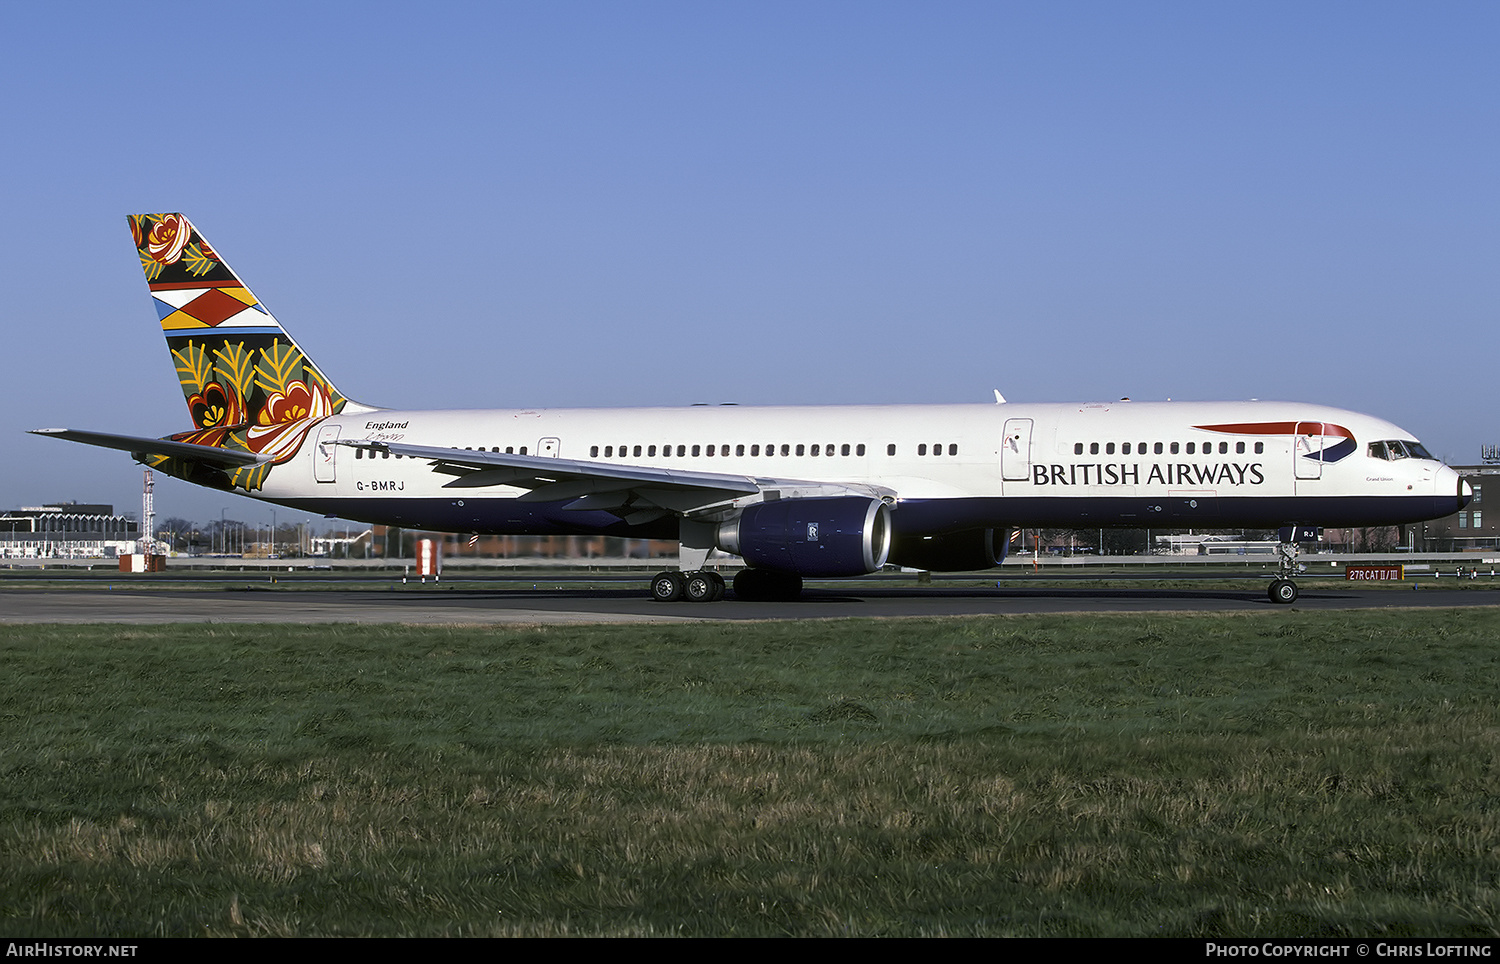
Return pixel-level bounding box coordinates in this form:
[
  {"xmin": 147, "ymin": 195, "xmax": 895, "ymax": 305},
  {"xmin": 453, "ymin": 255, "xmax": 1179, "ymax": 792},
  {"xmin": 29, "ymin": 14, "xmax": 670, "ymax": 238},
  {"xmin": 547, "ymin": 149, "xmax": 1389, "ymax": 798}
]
[{"xmin": 129, "ymin": 213, "xmax": 375, "ymax": 490}]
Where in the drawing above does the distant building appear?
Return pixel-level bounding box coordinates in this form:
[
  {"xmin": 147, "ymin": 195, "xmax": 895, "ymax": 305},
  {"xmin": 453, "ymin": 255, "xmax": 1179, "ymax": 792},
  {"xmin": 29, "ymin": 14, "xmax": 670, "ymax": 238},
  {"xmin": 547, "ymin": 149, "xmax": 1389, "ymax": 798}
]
[
  {"xmin": 0, "ymin": 503, "xmax": 139, "ymax": 559},
  {"xmin": 371, "ymin": 526, "xmax": 675, "ymax": 561}
]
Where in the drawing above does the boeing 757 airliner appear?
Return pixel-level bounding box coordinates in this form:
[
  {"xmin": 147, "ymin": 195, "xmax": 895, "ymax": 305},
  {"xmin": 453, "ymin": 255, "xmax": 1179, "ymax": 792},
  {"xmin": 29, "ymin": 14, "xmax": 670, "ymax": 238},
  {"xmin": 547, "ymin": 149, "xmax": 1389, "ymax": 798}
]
[{"xmin": 32, "ymin": 214, "xmax": 1472, "ymax": 602}]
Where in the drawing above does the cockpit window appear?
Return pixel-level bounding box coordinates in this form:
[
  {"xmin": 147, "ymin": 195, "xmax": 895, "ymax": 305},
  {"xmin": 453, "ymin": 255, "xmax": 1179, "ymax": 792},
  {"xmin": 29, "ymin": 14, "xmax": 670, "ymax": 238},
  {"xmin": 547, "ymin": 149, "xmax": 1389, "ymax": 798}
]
[{"xmin": 1369, "ymin": 439, "xmax": 1436, "ymax": 461}]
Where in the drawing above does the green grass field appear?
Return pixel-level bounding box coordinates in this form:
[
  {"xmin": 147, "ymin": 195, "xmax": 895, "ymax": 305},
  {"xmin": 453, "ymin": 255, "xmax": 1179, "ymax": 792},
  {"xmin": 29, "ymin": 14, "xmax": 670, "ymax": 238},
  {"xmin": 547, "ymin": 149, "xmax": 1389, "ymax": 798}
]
[{"xmin": 3, "ymin": 609, "xmax": 1498, "ymax": 936}]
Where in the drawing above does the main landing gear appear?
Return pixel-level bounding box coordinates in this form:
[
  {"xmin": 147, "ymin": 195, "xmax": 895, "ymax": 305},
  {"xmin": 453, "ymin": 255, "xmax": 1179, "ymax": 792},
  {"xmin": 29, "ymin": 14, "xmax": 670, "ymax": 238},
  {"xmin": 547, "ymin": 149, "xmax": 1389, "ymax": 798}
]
[
  {"xmin": 650, "ymin": 570, "xmax": 725, "ymax": 602},
  {"xmin": 649, "ymin": 569, "xmax": 804, "ymax": 602},
  {"xmin": 654, "ymin": 521, "xmax": 804, "ymax": 602}
]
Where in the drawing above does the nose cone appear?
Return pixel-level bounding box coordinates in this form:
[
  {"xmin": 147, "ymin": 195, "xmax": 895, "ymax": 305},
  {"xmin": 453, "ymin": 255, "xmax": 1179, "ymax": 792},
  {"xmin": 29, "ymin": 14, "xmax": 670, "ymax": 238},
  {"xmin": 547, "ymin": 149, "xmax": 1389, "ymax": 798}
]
[{"xmin": 1439, "ymin": 463, "xmax": 1474, "ymax": 512}]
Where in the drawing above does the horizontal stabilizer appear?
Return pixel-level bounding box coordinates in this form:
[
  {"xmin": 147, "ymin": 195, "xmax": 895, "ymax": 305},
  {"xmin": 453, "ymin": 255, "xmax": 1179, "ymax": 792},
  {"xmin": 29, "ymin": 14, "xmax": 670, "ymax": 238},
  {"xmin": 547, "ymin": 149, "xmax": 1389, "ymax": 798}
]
[{"xmin": 30, "ymin": 428, "xmax": 273, "ymax": 468}]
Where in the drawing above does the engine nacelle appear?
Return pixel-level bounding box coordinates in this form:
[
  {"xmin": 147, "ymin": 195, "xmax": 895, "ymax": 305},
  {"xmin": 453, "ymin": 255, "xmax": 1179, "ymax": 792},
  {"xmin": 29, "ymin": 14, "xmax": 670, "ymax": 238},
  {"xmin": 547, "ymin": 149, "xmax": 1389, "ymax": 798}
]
[
  {"xmin": 718, "ymin": 497, "xmax": 892, "ymax": 576},
  {"xmin": 887, "ymin": 527, "xmax": 1010, "ymax": 572}
]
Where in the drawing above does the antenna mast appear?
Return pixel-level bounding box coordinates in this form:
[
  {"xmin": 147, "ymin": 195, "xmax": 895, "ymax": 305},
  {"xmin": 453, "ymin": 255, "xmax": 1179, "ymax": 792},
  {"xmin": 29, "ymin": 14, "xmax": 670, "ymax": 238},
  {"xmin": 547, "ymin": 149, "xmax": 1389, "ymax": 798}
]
[{"xmin": 141, "ymin": 469, "xmax": 156, "ymax": 557}]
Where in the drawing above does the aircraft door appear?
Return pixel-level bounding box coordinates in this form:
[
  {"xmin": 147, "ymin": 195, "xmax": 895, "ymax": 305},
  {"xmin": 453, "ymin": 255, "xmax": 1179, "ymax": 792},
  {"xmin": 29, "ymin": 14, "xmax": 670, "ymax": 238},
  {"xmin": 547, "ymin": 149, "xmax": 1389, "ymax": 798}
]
[
  {"xmin": 314, "ymin": 424, "xmax": 341, "ymax": 483},
  {"xmin": 1001, "ymin": 418, "xmax": 1033, "ymax": 481},
  {"xmin": 538, "ymin": 437, "xmax": 561, "ymax": 458},
  {"xmin": 1294, "ymin": 422, "xmax": 1324, "ymax": 480}
]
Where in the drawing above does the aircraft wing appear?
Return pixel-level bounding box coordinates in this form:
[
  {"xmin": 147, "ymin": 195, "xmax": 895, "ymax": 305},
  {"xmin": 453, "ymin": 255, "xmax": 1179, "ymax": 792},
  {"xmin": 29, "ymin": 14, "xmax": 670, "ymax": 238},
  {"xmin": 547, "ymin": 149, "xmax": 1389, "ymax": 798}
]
[
  {"xmin": 29, "ymin": 428, "xmax": 273, "ymax": 468},
  {"xmin": 338, "ymin": 440, "xmax": 892, "ymax": 521}
]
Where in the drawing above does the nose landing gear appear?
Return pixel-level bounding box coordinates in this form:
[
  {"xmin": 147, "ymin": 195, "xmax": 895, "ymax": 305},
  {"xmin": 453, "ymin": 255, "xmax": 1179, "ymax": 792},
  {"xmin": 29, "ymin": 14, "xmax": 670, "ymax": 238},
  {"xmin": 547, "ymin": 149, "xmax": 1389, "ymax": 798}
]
[
  {"xmin": 1268, "ymin": 528, "xmax": 1315, "ymax": 604},
  {"xmin": 1268, "ymin": 577, "xmax": 1299, "ymax": 604}
]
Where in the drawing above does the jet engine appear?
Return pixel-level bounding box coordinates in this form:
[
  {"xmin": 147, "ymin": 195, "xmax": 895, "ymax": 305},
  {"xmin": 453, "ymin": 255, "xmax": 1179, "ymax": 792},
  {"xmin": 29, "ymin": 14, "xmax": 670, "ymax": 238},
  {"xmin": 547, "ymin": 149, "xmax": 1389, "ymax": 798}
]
[
  {"xmin": 887, "ymin": 527, "xmax": 1010, "ymax": 572},
  {"xmin": 717, "ymin": 496, "xmax": 891, "ymax": 576}
]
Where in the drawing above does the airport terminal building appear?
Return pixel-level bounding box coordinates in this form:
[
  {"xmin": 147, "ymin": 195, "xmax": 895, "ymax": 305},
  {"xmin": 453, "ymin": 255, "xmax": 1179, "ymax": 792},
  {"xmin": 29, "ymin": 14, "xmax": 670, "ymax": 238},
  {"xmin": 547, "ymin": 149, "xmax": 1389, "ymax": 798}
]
[{"xmin": 0, "ymin": 503, "xmax": 139, "ymax": 559}]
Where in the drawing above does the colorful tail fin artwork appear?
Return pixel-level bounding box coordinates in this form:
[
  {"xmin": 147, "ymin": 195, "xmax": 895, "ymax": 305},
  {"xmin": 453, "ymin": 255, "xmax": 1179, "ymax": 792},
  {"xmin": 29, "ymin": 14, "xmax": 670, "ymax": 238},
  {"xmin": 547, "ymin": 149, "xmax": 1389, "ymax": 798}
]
[{"xmin": 130, "ymin": 213, "xmax": 374, "ymax": 490}]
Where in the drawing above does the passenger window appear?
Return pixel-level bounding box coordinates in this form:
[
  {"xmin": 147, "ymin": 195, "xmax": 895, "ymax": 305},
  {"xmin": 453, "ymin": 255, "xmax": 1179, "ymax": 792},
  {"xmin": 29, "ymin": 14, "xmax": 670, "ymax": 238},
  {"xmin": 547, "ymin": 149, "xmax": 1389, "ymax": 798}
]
[
  {"xmin": 605, "ymin": 446, "xmax": 613, "ymax": 457},
  {"xmin": 1122, "ymin": 442, "xmax": 1131, "ymax": 455},
  {"xmin": 692, "ymin": 445, "xmax": 701, "ymax": 457},
  {"xmin": 918, "ymin": 444, "xmax": 927, "ymax": 456},
  {"xmin": 648, "ymin": 445, "xmax": 657, "ymax": 457},
  {"xmin": 842, "ymin": 444, "xmax": 851, "ymax": 456},
  {"xmin": 857, "ymin": 444, "xmax": 866, "ymax": 456},
  {"xmin": 1075, "ymin": 442, "xmax": 1084, "ymax": 455},
  {"xmin": 1090, "ymin": 442, "xmax": 1099, "ymax": 455},
  {"xmin": 887, "ymin": 444, "xmax": 896, "ymax": 456},
  {"xmin": 949, "ymin": 444, "xmax": 957, "ymax": 456},
  {"xmin": 736, "ymin": 444, "xmax": 744, "ymax": 456},
  {"xmin": 1106, "ymin": 442, "xmax": 1115, "ymax": 455},
  {"xmin": 1255, "ymin": 442, "xmax": 1263, "ymax": 454},
  {"xmin": 751, "ymin": 444, "xmax": 760, "ymax": 456},
  {"xmin": 782, "ymin": 444, "xmax": 790, "ymax": 456},
  {"xmin": 1170, "ymin": 442, "xmax": 1179, "ymax": 454},
  {"xmin": 590, "ymin": 446, "xmax": 599, "ymax": 457},
  {"xmin": 795, "ymin": 444, "xmax": 805, "ymax": 456},
  {"xmin": 1186, "ymin": 442, "xmax": 1195, "ymax": 455},
  {"xmin": 811, "ymin": 444, "xmax": 820, "ymax": 456},
  {"xmin": 1219, "ymin": 442, "xmax": 1228, "ymax": 454},
  {"xmin": 1236, "ymin": 442, "xmax": 1245, "ymax": 454}
]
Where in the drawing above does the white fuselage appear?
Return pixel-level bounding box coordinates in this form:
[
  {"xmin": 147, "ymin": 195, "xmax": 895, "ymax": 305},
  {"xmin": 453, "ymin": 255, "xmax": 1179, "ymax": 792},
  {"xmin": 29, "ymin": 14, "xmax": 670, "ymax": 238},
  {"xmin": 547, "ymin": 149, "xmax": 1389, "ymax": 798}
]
[{"xmin": 256, "ymin": 399, "xmax": 1467, "ymax": 538}]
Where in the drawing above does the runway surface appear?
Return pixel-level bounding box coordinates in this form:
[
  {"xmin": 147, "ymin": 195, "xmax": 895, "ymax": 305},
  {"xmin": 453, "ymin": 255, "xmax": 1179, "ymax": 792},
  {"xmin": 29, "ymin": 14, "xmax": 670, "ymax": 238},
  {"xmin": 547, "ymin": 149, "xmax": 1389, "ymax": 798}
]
[{"xmin": 2, "ymin": 584, "xmax": 1497, "ymax": 624}]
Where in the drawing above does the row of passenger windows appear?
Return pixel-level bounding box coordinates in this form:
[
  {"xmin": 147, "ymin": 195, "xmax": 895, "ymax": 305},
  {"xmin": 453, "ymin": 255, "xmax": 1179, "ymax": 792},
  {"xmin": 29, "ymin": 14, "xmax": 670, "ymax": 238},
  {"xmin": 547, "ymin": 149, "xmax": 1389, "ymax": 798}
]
[
  {"xmin": 354, "ymin": 445, "xmax": 529, "ymax": 460},
  {"xmin": 355, "ymin": 441, "xmax": 964, "ymax": 460},
  {"xmin": 591, "ymin": 442, "xmax": 873, "ymax": 458},
  {"xmin": 588, "ymin": 442, "xmax": 965, "ymax": 458},
  {"xmin": 1073, "ymin": 440, "xmax": 1265, "ymax": 456}
]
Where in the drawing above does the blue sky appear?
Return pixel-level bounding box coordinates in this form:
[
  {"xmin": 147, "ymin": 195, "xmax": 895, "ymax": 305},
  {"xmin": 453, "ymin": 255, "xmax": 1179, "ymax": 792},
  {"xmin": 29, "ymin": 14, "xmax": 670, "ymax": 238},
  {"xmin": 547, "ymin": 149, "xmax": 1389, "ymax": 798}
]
[{"xmin": 4, "ymin": 1, "xmax": 1497, "ymax": 527}]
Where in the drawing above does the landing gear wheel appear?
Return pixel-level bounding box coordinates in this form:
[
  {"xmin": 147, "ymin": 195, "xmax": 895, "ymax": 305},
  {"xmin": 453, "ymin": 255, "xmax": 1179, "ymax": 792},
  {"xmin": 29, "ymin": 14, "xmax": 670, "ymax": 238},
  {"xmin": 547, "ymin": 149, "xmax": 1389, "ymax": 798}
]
[
  {"xmin": 685, "ymin": 571, "xmax": 718, "ymax": 602},
  {"xmin": 708, "ymin": 571, "xmax": 726, "ymax": 601},
  {"xmin": 1268, "ymin": 579, "xmax": 1299, "ymax": 604},
  {"xmin": 651, "ymin": 571, "xmax": 685, "ymax": 602}
]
